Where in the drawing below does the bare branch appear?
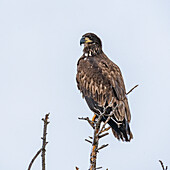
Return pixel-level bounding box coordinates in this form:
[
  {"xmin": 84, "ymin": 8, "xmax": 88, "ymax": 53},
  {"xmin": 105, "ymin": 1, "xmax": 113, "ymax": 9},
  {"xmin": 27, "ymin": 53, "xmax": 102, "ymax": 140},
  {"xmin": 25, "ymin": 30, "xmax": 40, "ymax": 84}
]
[
  {"xmin": 98, "ymin": 104, "xmax": 119, "ymax": 136},
  {"xmin": 27, "ymin": 113, "xmax": 50, "ymax": 170},
  {"xmin": 89, "ymin": 114, "xmax": 104, "ymax": 170},
  {"xmin": 100, "ymin": 127, "xmax": 111, "ymax": 134},
  {"xmin": 99, "ymin": 133, "xmax": 109, "ymax": 139},
  {"xmin": 126, "ymin": 84, "xmax": 138, "ymax": 95},
  {"xmin": 97, "ymin": 144, "xmax": 109, "ymax": 152},
  {"xmin": 159, "ymin": 160, "xmax": 168, "ymax": 170},
  {"xmin": 28, "ymin": 148, "xmax": 42, "ymax": 170},
  {"xmin": 78, "ymin": 117, "xmax": 95, "ymax": 128},
  {"xmin": 85, "ymin": 139, "xmax": 92, "ymax": 144},
  {"xmin": 42, "ymin": 113, "xmax": 50, "ymax": 170},
  {"xmin": 80, "ymin": 105, "xmax": 119, "ymax": 169}
]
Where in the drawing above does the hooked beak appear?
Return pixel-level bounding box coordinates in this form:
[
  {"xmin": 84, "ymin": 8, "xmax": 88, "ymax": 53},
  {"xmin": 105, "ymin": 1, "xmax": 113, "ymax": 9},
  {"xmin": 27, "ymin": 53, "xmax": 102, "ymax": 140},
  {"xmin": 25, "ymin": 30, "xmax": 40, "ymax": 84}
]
[{"xmin": 80, "ymin": 37, "xmax": 85, "ymax": 45}]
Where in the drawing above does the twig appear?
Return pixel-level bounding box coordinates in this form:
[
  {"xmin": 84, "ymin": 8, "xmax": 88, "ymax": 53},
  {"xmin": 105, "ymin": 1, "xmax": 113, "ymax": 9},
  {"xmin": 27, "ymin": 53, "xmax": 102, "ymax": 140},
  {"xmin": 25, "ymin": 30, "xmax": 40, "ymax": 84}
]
[
  {"xmin": 41, "ymin": 113, "xmax": 50, "ymax": 170},
  {"xmin": 27, "ymin": 113, "xmax": 50, "ymax": 170},
  {"xmin": 85, "ymin": 139, "xmax": 92, "ymax": 144},
  {"xmin": 126, "ymin": 85, "xmax": 138, "ymax": 95},
  {"xmin": 98, "ymin": 104, "xmax": 119, "ymax": 136},
  {"xmin": 97, "ymin": 144, "xmax": 109, "ymax": 152},
  {"xmin": 159, "ymin": 160, "xmax": 168, "ymax": 170},
  {"xmin": 78, "ymin": 117, "xmax": 95, "ymax": 128},
  {"xmin": 100, "ymin": 127, "xmax": 111, "ymax": 134},
  {"xmin": 28, "ymin": 148, "xmax": 42, "ymax": 170},
  {"xmin": 99, "ymin": 132, "xmax": 109, "ymax": 139}
]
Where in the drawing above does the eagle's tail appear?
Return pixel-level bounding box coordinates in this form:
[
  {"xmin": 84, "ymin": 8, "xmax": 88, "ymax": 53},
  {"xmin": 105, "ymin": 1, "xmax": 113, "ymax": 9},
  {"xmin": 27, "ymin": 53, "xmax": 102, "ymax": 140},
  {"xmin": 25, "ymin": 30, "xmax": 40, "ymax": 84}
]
[{"xmin": 102, "ymin": 116, "xmax": 133, "ymax": 142}]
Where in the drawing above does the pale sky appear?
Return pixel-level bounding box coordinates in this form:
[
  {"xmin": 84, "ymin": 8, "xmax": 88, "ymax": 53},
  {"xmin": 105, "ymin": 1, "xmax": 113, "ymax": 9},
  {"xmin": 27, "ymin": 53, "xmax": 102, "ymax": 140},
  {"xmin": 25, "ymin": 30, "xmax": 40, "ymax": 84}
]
[{"xmin": 0, "ymin": 0, "xmax": 170, "ymax": 169}]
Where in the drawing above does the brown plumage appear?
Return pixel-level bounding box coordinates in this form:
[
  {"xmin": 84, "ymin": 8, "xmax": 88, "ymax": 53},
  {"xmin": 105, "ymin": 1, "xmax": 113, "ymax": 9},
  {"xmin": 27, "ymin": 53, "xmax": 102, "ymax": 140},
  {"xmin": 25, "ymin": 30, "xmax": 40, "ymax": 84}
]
[{"xmin": 76, "ymin": 33, "xmax": 133, "ymax": 141}]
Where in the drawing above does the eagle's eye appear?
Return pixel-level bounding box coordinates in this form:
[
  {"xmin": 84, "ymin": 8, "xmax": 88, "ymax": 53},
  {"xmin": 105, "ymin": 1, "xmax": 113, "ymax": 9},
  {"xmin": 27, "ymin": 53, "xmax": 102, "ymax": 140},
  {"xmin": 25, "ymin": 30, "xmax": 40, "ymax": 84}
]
[{"xmin": 85, "ymin": 37, "xmax": 93, "ymax": 44}]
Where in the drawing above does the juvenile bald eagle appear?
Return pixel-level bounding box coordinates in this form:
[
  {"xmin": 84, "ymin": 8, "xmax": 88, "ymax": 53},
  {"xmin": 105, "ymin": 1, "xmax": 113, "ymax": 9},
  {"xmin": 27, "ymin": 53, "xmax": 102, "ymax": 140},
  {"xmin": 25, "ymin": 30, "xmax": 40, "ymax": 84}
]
[{"xmin": 76, "ymin": 33, "xmax": 133, "ymax": 142}]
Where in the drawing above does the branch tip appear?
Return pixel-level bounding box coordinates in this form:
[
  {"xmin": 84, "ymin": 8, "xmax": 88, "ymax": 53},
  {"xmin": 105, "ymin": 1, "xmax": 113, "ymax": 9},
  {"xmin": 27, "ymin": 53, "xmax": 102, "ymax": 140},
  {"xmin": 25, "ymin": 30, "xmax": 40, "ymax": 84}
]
[
  {"xmin": 97, "ymin": 144, "xmax": 109, "ymax": 152},
  {"xmin": 85, "ymin": 139, "xmax": 92, "ymax": 144},
  {"xmin": 99, "ymin": 132, "xmax": 109, "ymax": 139},
  {"xmin": 27, "ymin": 113, "xmax": 50, "ymax": 170},
  {"xmin": 159, "ymin": 160, "xmax": 168, "ymax": 170},
  {"xmin": 126, "ymin": 84, "xmax": 139, "ymax": 95}
]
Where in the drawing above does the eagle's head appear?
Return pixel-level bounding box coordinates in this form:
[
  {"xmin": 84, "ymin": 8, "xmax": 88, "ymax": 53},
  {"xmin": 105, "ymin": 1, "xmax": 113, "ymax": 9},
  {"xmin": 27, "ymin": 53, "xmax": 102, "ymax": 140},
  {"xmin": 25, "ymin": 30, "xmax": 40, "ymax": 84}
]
[
  {"xmin": 80, "ymin": 33, "xmax": 102, "ymax": 55},
  {"xmin": 80, "ymin": 33, "xmax": 102, "ymax": 48}
]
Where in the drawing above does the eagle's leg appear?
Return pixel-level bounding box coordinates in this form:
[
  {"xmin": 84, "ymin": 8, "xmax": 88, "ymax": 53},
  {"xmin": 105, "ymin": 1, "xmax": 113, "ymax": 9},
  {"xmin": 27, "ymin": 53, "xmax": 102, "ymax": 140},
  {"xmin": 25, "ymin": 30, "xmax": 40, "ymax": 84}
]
[{"xmin": 91, "ymin": 114, "xmax": 97, "ymax": 122}]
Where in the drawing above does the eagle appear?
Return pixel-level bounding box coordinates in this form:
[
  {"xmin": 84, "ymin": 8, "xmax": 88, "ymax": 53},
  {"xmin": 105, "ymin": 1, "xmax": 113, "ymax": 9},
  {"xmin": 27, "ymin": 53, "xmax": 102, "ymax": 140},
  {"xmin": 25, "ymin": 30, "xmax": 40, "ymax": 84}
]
[{"xmin": 76, "ymin": 33, "xmax": 133, "ymax": 142}]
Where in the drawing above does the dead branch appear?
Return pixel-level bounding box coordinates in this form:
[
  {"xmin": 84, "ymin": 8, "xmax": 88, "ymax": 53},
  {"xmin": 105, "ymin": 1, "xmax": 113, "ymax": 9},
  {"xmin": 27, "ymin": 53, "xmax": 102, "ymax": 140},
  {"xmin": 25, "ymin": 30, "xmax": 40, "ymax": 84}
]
[
  {"xmin": 27, "ymin": 113, "xmax": 50, "ymax": 170},
  {"xmin": 41, "ymin": 113, "xmax": 50, "ymax": 170},
  {"xmin": 100, "ymin": 127, "xmax": 111, "ymax": 134},
  {"xmin": 126, "ymin": 84, "xmax": 138, "ymax": 95},
  {"xmin": 78, "ymin": 117, "xmax": 95, "ymax": 128},
  {"xmin": 79, "ymin": 105, "xmax": 119, "ymax": 169},
  {"xmin": 98, "ymin": 132, "xmax": 109, "ymax": 139},
  {"xmin": 159, "ymin": 160, "xmax": 168, "ymax": 170},
  {"xmin": 85, "ymin": 139, "xmax": 92, "ymax": 144},
  {"xmin": 98, "ymin": 104, "xmax": 119, "ymax": 136},
  {"xmin": 28, "ymin": 148, "xmax": 42, "ymax": 170},
  {"xmin": 89, "ymin": 113, "xmax": 103, "ymax": 170},
  {"xmin": 97, "ymin": 144, "xmax": 109, "ymax": 152}
]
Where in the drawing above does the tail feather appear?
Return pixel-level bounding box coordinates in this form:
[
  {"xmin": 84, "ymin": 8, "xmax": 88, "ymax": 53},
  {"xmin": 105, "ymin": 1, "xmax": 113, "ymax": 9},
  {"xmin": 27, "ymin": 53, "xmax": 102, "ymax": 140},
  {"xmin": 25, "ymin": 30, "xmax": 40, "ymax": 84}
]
[{"xmin": 102, "ymin": 116, "xmax": 133, "ymax": 142}]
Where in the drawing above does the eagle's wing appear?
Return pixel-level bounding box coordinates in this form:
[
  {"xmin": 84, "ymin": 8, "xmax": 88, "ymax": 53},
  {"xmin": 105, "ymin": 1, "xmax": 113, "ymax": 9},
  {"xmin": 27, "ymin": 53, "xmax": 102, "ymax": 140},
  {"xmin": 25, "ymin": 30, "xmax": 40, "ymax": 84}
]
[
  {"xmin": 76, "ymin": 54, "xmax": 132, "ymax": 141},
  {"xmin": 76, "ymin": 54, "xmax": 131, "ymax": 123},
  {"xmin": 98, "ymin": 57, "xmax": 131, "ymax": 123}
]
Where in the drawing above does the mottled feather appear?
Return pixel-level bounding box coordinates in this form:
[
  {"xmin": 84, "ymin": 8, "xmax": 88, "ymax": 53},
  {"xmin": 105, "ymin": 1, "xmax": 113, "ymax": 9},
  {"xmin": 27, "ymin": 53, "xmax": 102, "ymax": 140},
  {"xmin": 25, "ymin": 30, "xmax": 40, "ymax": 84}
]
[{"xmin": 76, "ymin": 33, "xmax": 133, "ymax": 141}]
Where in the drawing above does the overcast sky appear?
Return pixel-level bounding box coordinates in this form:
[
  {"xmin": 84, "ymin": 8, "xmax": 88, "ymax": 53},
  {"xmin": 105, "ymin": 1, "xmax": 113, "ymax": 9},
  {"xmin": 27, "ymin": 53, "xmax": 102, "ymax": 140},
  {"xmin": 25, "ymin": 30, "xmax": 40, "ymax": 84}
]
[{"xmin": 0, "ymin": 0, "xmax": 170, "ymax": 169}]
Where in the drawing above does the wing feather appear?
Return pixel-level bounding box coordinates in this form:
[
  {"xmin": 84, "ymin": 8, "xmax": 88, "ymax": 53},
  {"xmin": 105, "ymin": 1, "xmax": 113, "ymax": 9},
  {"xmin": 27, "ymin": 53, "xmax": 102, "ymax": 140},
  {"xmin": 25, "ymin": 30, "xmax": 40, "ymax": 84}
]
[{"xmin": 76, "ymin": 53, "xmax": 131, "ymax": 126}]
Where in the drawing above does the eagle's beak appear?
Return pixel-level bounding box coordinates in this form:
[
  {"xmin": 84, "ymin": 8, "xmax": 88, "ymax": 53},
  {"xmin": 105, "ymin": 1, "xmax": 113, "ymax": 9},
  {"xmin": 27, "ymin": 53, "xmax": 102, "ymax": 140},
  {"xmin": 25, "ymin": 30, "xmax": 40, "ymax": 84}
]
[
  {"xmin": 80, "ymin": 37, "xmax": 93, "ymax": 45},
  {"xmin": 80, "ymin": 37, "xmax": 85, "ymax": 45}
]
